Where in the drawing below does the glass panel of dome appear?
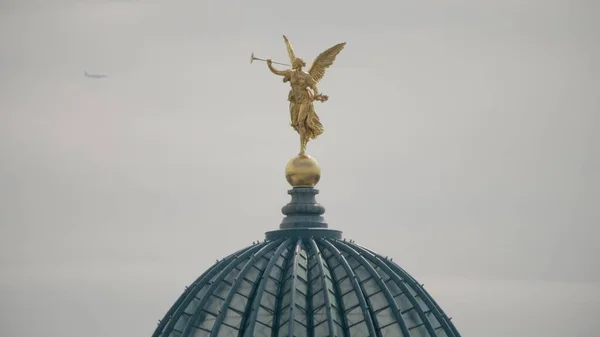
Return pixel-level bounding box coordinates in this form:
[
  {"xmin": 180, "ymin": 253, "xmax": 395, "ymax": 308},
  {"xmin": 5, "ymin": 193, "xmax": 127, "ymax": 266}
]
[
  {"xmin": 294, "ymin": 321, "xmax": 308, "ymax": 337},
  {"xmin": 409, "ymin": 324, "xmax": 429, "ymax": 336},
  {"xmin": 227, "ymin": 266, "xmax": 242, "ymax": 282},
  {"xmin": 362, "ymin": 277, "xmax": 379, "ymax": 296},
  {"xmin": 402, "ymin": 306, "xmax": 422, "ymax": 328},
  {"xmin": 311, "ymin": 278, "xmax": 324, "ymax": 295},
  {"xmin": 296, "ymin": 264, "xmax": 308, "ymax": 281},
  {"xmin": 282, "ymin": 272, "xmax": 293, "ymax": 288},
  {"xmin": 334, "ymin": 321, "xmax": 344, "ymax": 335},
  {"xmin": 312, "ymin": 304, "xmax": 327, "ymax": 325},
  {"xmin": 435, "ymin": 325, "xmax": 449, "ymax": 337},
  {"xmin": 205, "ymin": 296, "xmax": 225, "ymax": 315},
  {"xmin": 245, "ymin": 265, "xmax": 261, "ymax": 281},
  {"xmin": 425, "ymin": 310, "xmax": 439, "ymax": 327},
  {"xmin": 312, "ymin": 289, "xmax": 326, "ymax": 309},
  {"xmin": 395, "ymin": 293, "xmax": 413, "ymax": 313},
  {"xmin": 197, "ymin": 285, "xmax": 212, "ymax": 302},
  {"xmin": 347, "ymin": 256, "xmax": 360, "ymax": 269},
  {"xmin": 192, "ymin": 328, "xmax": 209, "ymax": 337},
  {"xmin": 299, "ymin": 247, "xmax": 308, "ymax": 259},
  {"xmin": 259, "ymin": 254, "xmax": 272, "ymax": 268},
  {"xmin": 342, "ymin": 291, "xmax": 359, "ymax": 309},
  {"xmin": 331, "ymin": 312, "xmax": 343, "ymax": 331},
  {"xmin": 216, "ymin": 281, "xmax": 231, "ymax": 297},
  {"xmin": 229, "ymin": 292, "xmax": 248, "ymax": 312},
  {"xmin": 281, "ymin": 290, "xmax": 291, "ymax": 308},
  {"xmin": 353, "ymin": 265, "xmax": 370, "ymax": 281},
  {"xmin": 327, "ymin": 289, "xmax": 339, "ymax": 308},
  {"xmin": 279, "ymin": 303, "xmax": 291, "ymax": 322},
  {"xmin": 256, "ymin": 306, "xmax": 274, "ymax": 326},
  {"xmin": 384, "ymin": 278, "xmax": 402, "ymax": 297},
  {"xmin": 348, "ymin": 321, "xmax": 369, "ymax": 336},
  {"xmin": 277, "ymin": 321, "xmax": 289, "ymax": 337},
  {"xmin": 325, "ymin": 254, "xmax": 338, "ymax": 266},
  {"xmin": 260, "ymin": 291, "xmax": 277, "ymax": 310},
  {"xmin": 322, "ymin": 256, "xmax": 334, "ymax": 269},
  {"xmin": 254, "ymin": 321, "xmax": 273, "ymax": 337},
  {"xmin": 197, "ymin": 312, "xmax": 217, "ymax": 331},
  {"xmin": 216, "ymin": 324, "xmax": 239, "ymax": 337},
  {"xmin": 275, "ymin": 251, "xmax": 288, "ymax": 269},
  {"xmin": 380, "ymin": 322, "xmax": 403, "ymax": 337},
  {"xmin": 222, "ymin": 310, "xmax": 242, "ymax": 328},
  {"xmin": 330, "ymin": 297, "xmax": 342, "ymax": 316},
  {"xmin": 264, "ymin": 288, "xmax": 280, "ymax": 303},
  {"xmin": 332, "ymin": 264, "xmax": 345, "ymax": 280},
  {"xmin": 375, "ymin": 306, "xmax": 396, "ymax": 327},
  {"xmin": 184, "ymin": 297, "xmax": 202, "ymax": 315},
  {"xmin": 337, "ymin": 277, "xmax": 352, "ymax": 293},
  {"xmin": 296, "ymin": 291, "xmax": 308, "ymax": 310},
  {"xmin": 313, "ymin": 320, "xmax": 329, "ymax": 337},
  {"xmin": 173, "ymin": 314, "xmax": 190, "ymax": 332},
  {"xmin": 369, "ymin": 291, "xmax": 388, "ymax": 312},
  {"xmin": 294, "ymin": 311, "xmax": 308, "ymax": 331},
  {"xmin": 234, "ymin": 279, "xmax": 253, "ymax": 297},
  {"xmin": 296, "ymin": 277, "xmax": 308, "ymax": 293},
  {"xmin": 307, "ymin": 272, "xmax": 318, "ymax": 286},
  {"xmin": 345, "ymin": 305, "xmax": 364, "ymax": 326},
  {"xmin": 270, "ymin": 264, "xmax": 283, "ymax": 281}
]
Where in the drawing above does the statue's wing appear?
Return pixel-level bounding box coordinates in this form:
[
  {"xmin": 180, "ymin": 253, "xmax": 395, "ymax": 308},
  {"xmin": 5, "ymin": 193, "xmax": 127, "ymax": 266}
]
[
  {"xmin": 283, "ymin": 35, "xmax": 296, "ymax": 64},
  {"xmin": 308, "ymin": 42, "xmax": 346, "ymax": 84}
]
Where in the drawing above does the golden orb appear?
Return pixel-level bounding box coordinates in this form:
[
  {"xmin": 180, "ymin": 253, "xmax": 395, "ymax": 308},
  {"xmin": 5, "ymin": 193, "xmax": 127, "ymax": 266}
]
[{"xmin": 285, "ymin": 154, "xmax": 321, "ymax": 187}]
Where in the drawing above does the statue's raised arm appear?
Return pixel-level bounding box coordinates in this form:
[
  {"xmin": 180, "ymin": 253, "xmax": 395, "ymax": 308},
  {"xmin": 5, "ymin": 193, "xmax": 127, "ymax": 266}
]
[{"xmin": 267, "ymin": 59, "xmax": 289, "ymax": 77}]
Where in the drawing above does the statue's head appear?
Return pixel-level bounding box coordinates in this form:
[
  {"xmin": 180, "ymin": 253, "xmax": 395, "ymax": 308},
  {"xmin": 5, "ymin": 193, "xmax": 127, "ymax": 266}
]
[{"xmin": 292, "ymin": 58, "xmax": 306, "ymax": 70}]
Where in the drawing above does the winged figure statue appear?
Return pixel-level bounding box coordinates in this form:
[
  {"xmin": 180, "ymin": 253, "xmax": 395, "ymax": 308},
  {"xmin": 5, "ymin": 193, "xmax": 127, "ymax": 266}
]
[{"xmin": 266, "ymin": 35, "xmax": 346, "ymax": 155}]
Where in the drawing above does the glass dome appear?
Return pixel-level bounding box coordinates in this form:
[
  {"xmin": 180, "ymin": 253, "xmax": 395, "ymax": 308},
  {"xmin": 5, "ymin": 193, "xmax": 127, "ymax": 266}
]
[{"xmin": 152, "ymin": 188, "xmax": 461, "ymax": 337}]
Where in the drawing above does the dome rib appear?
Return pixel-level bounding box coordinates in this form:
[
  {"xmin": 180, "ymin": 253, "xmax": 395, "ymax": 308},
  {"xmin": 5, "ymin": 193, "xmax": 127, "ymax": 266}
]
[
  {"xmin": 319, "ymin": 239, "xmax": 379, "ymax": 337},
  {"xmin": 153, "ymin": 261, "xmax": 219, "ymax": 337},
  {"xmin": 331, "ymin": 240, "xmax": 414, "ymax": 337},
  {"xmin": 211, "ymin": 238, "xmax": 291, "ymax": 337},
  {"xmin": 271, "ymin": 242, "xmax": 295, "ymax": 337},
  {"xmin": 326, "ymin": 241, "xmax": 388, "ymax": 337},
  {"xmin": 349, "ymin": 241, "xmax": 461, "ymax": 337},
  {"xmin": 308, "ymin": 238, "xmax": 337, "ymax": 337},
  {"xmin": 176, "ymin": 242, "xmax": 271, "ymax": 337},
  {"xmin": 318, "ymin": 244, "xmax": 349, "ymax": 336},
  {"xmin": 305, "ymin": 252, "xmax": 314, "ymax": 336},
  {"xmin": 378, "ymin": 256, "xmax": 458, "ymax": 337},
  {"xmin": 285, "ymin": 239, "xmax": 302, "ymax": 337},
  {"xmin": 347, "ymin": 242, "xmax": 443, "ymax": 337},
  {"xmin": 242, "ymin": 238, "xmax": 293, "ymax": 337},
  {"xmin": 155, "ymin": 244, "xmax": 260, "ymax": 337}
]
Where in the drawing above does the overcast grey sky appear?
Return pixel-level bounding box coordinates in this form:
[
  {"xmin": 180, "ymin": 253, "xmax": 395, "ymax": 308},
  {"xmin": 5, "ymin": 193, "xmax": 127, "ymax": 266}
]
[{"xmin": 1, "ymin": 0, "xmax": 599, "ymax": 336}]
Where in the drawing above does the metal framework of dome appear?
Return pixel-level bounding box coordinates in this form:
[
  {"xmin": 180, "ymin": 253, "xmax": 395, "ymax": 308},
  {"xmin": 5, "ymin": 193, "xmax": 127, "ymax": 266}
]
[
  {"xmin": 151, "ymin": 35, "xmax": 462, "ymax": 337},
  {"xmin": 152, "ymin": 189, "xmax": 462, "ymax": 337}
]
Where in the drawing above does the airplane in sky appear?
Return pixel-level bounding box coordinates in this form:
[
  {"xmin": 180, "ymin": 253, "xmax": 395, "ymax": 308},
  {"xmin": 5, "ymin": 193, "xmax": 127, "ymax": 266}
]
[{"xmin": 84, "ymin": 71, "xmax": 107, "ymax": 79}]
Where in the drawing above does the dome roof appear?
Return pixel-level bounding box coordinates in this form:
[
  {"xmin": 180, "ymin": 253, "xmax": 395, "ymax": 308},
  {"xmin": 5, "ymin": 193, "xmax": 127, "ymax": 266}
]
[
  {"xmin": 152, "ymin": 188, "xmax": 461, "ymax": 337},
  {"xmin": 152, "ymin": 236, "xmax": 460, "ymax": 337}
]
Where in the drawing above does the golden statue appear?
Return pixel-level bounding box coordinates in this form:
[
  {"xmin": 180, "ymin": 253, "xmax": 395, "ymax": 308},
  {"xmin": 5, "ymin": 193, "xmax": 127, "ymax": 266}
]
[{"xmin": 266, "ymin": 35, "xmax": 346, "ymax": 155}]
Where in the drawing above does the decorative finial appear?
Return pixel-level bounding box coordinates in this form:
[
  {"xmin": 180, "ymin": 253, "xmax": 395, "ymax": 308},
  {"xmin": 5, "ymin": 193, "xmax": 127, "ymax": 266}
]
[
  {"xmin": 252, "ymin": 35, "xmax": 346, "ymax": 187},
  {"xmin": 285, "ymin": 154, "xmax": 321, "ymax": 187}
]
